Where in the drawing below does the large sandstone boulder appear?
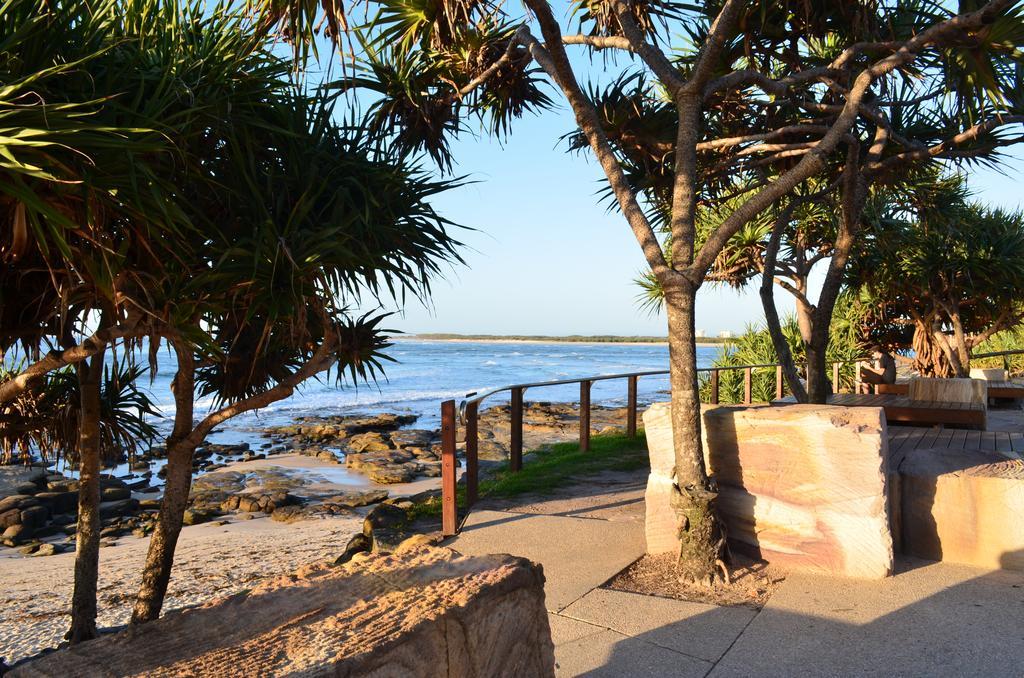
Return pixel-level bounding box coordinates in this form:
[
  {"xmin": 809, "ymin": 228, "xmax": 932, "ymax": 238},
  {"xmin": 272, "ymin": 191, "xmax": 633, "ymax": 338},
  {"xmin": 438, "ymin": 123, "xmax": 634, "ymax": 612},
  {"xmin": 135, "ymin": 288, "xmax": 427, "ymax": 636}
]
[
  {"xmin": 896, "ymin": 446, "xmax": 1024, "ymax": 571},
  {"xmin": 643, "ymin": 402, "xmax": 894, "ymax": 579},
  {"xmin": 13, "ymin": 546, "xmax": 555, "ymax": 677}
]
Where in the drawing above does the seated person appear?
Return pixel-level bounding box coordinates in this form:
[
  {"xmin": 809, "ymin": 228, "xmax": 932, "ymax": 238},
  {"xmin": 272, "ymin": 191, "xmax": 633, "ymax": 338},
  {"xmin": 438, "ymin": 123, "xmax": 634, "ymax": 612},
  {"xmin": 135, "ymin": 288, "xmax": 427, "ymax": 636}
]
[{"xmin": 859, "ymin": 346, "xmax": 897, "ymax": 385}]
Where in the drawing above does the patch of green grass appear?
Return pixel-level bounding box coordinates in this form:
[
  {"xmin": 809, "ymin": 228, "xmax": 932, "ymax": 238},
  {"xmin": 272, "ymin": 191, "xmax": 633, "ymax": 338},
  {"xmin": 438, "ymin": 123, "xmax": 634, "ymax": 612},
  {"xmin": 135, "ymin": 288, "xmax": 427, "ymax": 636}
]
[{"xmin": 408, "ymin": 432, "xmax": 650, "ymax": 521}]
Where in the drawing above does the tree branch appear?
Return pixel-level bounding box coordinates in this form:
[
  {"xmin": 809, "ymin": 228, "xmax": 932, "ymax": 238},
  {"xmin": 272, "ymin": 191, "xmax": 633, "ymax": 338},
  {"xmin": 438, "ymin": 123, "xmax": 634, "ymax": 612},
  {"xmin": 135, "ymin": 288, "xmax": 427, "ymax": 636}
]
[
  {"xmin": 683, "ymin": 0, "xmax": 743, "ymax": 95},
  {"xmin": 517, "ymin": 8, "xmax": 669, "ymax": 277},
  {"xmin": 457, "ymin": 25, "xmax": 530, "ymax": 97},
  {"xmin": 688, "ymin": 0, "xmax": 1012, "ymax": 280},
  {"xmin": 703, "ymin": 67, "xmax": 832, "ymax": 100},
  {"xmin": 0, "ymin": 319, "xmax": 142, "ymax": 404},
  {"xmin": 869, "ymin": 115, "xmax": 1024, "ymax": 172},
  {"xmin": 182, "ymin": 337, "xmax": 339, "ymax": 448},
  {"xmin": 695, "ymin": 125, "xmax": 831, "ymax": 152},
  {"xmin": 612, "ymin": 0, "xmax": 684, "ymax": 94},
  {"xmin": 561, "ymin": 34, "xmax": 634, "ymax": 51}
]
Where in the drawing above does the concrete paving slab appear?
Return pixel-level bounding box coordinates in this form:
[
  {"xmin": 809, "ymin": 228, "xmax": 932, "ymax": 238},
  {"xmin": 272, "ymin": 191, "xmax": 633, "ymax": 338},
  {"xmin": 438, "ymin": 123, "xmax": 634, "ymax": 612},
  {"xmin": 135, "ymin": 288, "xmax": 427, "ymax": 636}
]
[
  {"xmin": 710, "ymin": 557, "xmax": 1024, "ymax": 677},
  {"xmin": 475, "ymin": 470, "xmax": 648, "ymax": 522},
  {"xmin": 555, "ymin": 628, "xmax": 713, "ymax": 678},
  {"xmin": 547, "ymin": 613, "xmax": 606, "ymax": 645},
  {"xmin": 479, "ymin": 489, "xmax": 646, "ymax": 522},
  {"xmin": 448, "ymin": 510, "xmax": 645, "ymax": 611},
  {"xmin": 561, "ymin": 588, "xmax": 757, "ymax": 663}
]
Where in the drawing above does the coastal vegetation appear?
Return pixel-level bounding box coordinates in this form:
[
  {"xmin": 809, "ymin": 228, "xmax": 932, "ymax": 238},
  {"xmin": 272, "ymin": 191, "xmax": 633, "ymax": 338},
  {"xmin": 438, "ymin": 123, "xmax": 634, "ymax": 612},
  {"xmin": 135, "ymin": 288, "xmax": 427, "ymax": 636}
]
[
  {"xmin": 0, "ymin": 0, "xmax": 460, "ymax": 641},
  {"xmin": 314, "ymin": 0, "xmax": 1024, "ymax": 582},
  {"xmin": 700, "ymin": 314, "xmax": 863, "ymax": 404},
  {"xmin": 3, "ymin": 0, "xmax": 1024, "ymax": 647},
  {"xmin": 848, "ymin": 177, "xmax": 1024, "ymax": 378}
]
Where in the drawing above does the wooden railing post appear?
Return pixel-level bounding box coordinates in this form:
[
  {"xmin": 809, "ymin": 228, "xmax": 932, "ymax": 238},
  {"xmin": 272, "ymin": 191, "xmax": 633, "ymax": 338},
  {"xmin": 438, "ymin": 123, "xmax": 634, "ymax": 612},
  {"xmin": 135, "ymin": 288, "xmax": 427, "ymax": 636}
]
[
  {"xmin": 510, "ymin": 387, "xmax": 524, "ymax": 472},
  {"xmin": 833, "ymin": 362, "xmax": 841, "ymax": 393},
  {"xmin": 743, "ymin": 367, "xmax": 753, "ymax": 404},
  {"xmin": 711, "ymin": 369, "xmax": 720, "ymax": 405},
  {"xmin": 464, "ymin": 401, "xmax": 479, "ymax": 507},
  {"xmin": 626, "ymin": 375, "xmax": 638, "ymax": 437},
  {"xmin": 580, "ymin": 380, "xmax": 592, "ymax": 452},
  {"xmin": 441, "ymin": 400, "xmax": 457, "ymax": 537}
]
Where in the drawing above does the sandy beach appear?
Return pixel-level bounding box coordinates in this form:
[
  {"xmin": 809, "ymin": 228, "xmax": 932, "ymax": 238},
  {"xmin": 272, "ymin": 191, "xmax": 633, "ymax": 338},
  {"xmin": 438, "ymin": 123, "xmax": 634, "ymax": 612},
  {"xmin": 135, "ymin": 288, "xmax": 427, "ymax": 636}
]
[
  {"xmin": 0, "ymin": 446, "xmax": 452, "ymax": 667},
  {"xmin": 0, "ymin": 512, "xmax": 362, "ymax": 665}
]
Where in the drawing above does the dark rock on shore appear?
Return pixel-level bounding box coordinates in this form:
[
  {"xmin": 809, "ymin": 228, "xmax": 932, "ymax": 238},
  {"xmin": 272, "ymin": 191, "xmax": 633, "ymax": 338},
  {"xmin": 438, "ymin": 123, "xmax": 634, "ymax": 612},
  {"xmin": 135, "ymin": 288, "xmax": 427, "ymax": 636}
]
[{"xmin": 335, "ymin": 532, "xmax": 372, "ymax": 564}]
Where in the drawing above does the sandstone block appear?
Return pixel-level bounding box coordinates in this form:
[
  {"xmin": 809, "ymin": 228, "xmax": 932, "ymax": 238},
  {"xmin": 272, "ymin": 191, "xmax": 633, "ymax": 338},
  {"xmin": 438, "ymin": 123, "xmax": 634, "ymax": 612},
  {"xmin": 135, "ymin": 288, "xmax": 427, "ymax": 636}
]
[
  {"xmin": 898, "ymin": 447, "xmax": 1024, "ymax": 571},
  {"xmin": 969, "ymin": 367, "xmax": 1007, "ymax": 381},
  {"xmin": 703, "ymin": 404, "xmax": 892, "ymax": 578},
  {"xmin": 13, "ymin": 547, "xmax": 555, "ymax": 678},
  {"xmin": 644, "ymin": 473, "xmax": 680, "ymax": 556},
  {"xmin": 642, "ymin": 402, "xmax": 676, "ymax": 477},
  {"xmin": 643, "ymin": 402, "xmax": 894, "ymax": 579}
]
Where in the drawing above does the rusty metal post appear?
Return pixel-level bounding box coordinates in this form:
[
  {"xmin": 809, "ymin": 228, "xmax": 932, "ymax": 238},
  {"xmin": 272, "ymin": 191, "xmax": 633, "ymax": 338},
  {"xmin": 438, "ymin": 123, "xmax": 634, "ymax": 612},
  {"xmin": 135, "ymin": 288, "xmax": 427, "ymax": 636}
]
[
  {"xmin": 510, "ymin": 387, "xmax": 523, "ymax": 472},
  {"xmin": 711, "ymin": 369, "xmax": 720, "ymax": 405},
  {"xmin": 440, "ymin": 400, "xmax": 457, "ymax": 537},
  {"xmin": 833, "ymin": 362, "xmax": 841, "ymax": 393},
  {"xmin": 626, "ymin": 375, "xmax": 638, "ymax": 437},
  {"xmin": 580, "ymin": 380, "xmax": 592, "ymax": 452},
  {"xmin": 775, "ymin": 365, "xmax": 784, "ymax": 400},
  {"xmin": 743, "ymin": 367, "xmax": 753, "ymax": 404},
  {"xmin": 464, "ymin": 401, "xmax": 479, "ymax": 507}
]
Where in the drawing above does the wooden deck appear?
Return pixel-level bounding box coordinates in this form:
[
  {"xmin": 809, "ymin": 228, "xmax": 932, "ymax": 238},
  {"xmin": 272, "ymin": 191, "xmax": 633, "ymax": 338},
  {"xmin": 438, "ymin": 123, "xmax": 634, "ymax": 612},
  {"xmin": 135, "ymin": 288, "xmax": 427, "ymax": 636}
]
[
  {"xmin": 826, "ymin": 393, "xmax": 986, "ymax": 429},
  {"xmin": 888, "ymin": 424, "xmax": 1024, "ymax": 455}
]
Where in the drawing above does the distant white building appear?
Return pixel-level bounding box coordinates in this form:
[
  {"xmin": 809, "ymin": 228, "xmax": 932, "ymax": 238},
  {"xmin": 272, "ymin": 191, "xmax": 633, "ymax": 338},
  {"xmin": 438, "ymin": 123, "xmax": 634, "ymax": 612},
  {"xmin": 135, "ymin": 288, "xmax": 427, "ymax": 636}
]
[
  {"xmin": 695, "ymin": 329, "xmax": 706, "ymax": 338},
  {"xmin": 718, "ymin": 330, "xmax": 733, "ymax": 339}
]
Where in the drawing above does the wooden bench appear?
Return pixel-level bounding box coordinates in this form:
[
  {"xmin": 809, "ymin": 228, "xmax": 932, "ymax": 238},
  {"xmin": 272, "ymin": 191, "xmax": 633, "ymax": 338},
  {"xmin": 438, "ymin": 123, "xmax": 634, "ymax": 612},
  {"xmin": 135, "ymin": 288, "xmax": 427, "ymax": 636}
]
[
  {"xmin": 827, "ymin": 393, "xmax": 987, "ymax": 429},
  {"xmin": 877, "ymin": 380, "xmax": 1024, "ymax": 401}
]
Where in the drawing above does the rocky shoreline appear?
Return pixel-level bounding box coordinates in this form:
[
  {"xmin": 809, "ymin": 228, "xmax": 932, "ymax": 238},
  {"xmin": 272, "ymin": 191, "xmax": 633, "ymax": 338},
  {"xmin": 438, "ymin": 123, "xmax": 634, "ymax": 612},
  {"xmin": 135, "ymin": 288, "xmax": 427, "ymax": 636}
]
[
  {"xmin": 0, "ymin": 399, "xmax": 648, "ymax": 666},
  {"xmin": 0, "ymin": 401, "xmax": 641, "ymax": 558}
]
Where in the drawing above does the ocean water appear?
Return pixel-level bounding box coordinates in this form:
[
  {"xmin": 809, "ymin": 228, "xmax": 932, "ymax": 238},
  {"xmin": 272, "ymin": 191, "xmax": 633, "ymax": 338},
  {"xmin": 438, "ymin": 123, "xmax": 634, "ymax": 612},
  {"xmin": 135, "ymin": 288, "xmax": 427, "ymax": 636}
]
[
  {"xmin": 139, "ymin": 339, "xmax": 721, "ymax": 435},
  {"xmin": 36, "ymin": 339, "xmax": 720, "ymax": 480}
]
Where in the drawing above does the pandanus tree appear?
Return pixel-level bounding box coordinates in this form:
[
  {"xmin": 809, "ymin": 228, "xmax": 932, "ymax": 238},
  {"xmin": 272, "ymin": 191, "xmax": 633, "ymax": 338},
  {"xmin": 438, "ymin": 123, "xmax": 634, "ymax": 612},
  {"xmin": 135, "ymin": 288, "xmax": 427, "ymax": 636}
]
[
  {"xmin": 0, "ymin": 0, "xmax": 192, "ymax": 642},
  {"xmin": 850, "ymin": 177, "xmax": 1024, "ymax": 377},
  {"xmin": 305, "ymin": 0, "xmax": 1024, "ymax": 581},
  {"xmin": 637, "ymin": 170, "xmax": 949, "ymax": 401},
  {"xmin": 1, "ymin": 0, "xmax": 461, "ymax": 636},
  {"xmin": 0, "ymin": 361, "xmax": 158, "ymax": 640},
  {"xmin": 636, "ymin": 180, "xmax": 841, "ymax": 401},
  {"xmin": 131, "ymin": 91, "xmax": 461, "ymax": 623}
]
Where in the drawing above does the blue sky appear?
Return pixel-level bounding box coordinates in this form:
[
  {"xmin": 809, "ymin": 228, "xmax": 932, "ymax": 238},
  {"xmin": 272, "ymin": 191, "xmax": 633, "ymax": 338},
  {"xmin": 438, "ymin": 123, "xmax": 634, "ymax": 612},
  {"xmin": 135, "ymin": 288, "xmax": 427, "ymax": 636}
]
[{"xmin": 377, "ymin": 99, "xmax": 1024, "ymax": 337}]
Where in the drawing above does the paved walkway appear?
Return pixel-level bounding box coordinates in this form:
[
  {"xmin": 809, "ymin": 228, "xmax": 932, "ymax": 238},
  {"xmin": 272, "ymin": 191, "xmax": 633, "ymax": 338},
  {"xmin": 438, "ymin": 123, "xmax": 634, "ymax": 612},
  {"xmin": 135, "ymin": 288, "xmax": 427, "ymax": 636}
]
[{"xmin": 445, "ymin": 471, "xmax": 1024, "ymax": 677}]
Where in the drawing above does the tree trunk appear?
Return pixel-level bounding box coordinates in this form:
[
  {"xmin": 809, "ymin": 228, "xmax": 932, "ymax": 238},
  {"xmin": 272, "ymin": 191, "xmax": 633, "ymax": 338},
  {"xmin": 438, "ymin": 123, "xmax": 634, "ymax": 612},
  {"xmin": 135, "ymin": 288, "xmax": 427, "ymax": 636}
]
[
  {"xmin": 806, "ymin": 155, "xmax": 869, "ymax": 403},
  {"xmin": 67, "ymin": 351, "xmax": 105, "ymax": 644},
  {"xmin": 948, "ymin": 308, "xmax": 971, "ymax": 377},
  {"xmin": 760, "ymin": 205, "xmax": 808, "ymax": 402},
  {"xmin": 911, "ymin": 320, "xmax": 953, "ymax": 377},
  {"xmin": 795, "ymin": 295, "xmax": 815, "ymax": 346},
  {"xmin": 129, "ymin": 336, "xmax": 337, "ymax": 622},
  {"xmin": 664, "ymin": 282, "xmax": 724, "ymax": 583},
  {"xmin": 131, "ymin": 346, "xmax": 195, "ymax": 624}
]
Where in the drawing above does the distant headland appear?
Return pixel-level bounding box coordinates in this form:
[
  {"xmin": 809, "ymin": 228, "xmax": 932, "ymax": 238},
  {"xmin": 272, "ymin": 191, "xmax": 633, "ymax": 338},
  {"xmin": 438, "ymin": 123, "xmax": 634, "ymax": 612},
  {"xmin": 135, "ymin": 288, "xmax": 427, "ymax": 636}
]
[{"xmin": 404, "ymin": 333, "xmax": 729, "ymax": 345}]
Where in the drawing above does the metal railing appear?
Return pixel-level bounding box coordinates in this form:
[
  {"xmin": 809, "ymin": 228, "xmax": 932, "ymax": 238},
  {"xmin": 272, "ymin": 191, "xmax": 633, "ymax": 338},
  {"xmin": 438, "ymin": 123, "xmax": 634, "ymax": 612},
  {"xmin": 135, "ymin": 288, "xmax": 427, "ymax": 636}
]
[
  {"xmin": 437, "ymin": 359, "xmax": 838, "ymax": 535},
  {"xmin": 436, "ymin": 348, "xmax": 1024, "ymax": 534}
]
